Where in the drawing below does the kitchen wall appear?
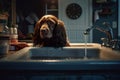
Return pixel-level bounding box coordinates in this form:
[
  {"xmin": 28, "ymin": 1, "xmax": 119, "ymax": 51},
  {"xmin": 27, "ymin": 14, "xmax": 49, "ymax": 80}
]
[
  {"xmin": 58, "ymin": 0, "xmax": 118, "ymax": 44},
  {"xmin": 58, "ymin": 0, "xmax": 93, "ymax": 43}
]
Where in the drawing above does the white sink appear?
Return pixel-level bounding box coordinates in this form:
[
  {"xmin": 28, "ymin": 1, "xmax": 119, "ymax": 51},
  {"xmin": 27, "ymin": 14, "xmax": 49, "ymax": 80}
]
[
  {"xmin": 0, "ymin": 43, "xmax": 102, "ymax": 61},
  {"xmin": 28, "ymin": 43, "xmax": 101, "ymax": 60},
  {"xmin": 1, "ymin": 43, "xmax": 120, "ymax": 61}
]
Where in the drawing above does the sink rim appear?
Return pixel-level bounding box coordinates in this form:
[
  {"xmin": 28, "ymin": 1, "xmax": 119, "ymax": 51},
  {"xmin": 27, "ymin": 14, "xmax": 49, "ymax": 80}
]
[{"xmin": 1, "ymin": 43, "xmax": 102, "ymax": 61}]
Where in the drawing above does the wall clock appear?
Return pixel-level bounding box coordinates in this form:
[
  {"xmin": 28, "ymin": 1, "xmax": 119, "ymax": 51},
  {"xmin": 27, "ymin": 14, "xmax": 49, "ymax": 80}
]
[{"xmin": 66, "ymin": 3, "xmax": 82, "ymax": 20}]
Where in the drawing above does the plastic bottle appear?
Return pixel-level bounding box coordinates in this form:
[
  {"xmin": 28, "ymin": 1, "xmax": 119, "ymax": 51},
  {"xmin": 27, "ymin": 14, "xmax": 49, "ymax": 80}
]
[{"xmin": 10, "ymin": 24, "xmax": 18, "ymax": 43}]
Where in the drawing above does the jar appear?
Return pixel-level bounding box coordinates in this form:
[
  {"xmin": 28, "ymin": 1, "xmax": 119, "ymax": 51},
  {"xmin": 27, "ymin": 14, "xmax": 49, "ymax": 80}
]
[
  {"xmin": 0, "ymin": 13, "xmax": 9, "ymax": 33},
  {"xmin": 0, "ymin": 34, "xmax": 10, "ymax": 56},
  {"xmin": 0, "ymin": 19, "xmax": 7, "ymax": 33}
]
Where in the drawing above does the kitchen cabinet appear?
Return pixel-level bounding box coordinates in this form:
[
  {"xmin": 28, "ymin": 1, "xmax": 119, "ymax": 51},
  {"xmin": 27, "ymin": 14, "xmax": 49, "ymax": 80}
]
[
  {"xmin": 0, "ymin": 0, "xmax": 12, "ymax": 26},
  {"xmin": 92, "ymin": 0, "xmax": 118, "ymax": 44},
  {"xmin": 16, "ymin": 0, "xmax": 58, "ymax": 41},
  {"xmin": 45, "ymin": 0, "xmax": 58, "ymax": 17}
]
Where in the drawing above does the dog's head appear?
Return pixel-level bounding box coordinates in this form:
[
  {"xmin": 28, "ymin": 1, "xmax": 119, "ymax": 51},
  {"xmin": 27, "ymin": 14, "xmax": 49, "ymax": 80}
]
[
  {"xmin": 33, "ymin": 15, "xmax": 69, "ymax": 47},
  {"xmin": 39, "ymin": 15, "xmax": 57, "ymax": 39}
]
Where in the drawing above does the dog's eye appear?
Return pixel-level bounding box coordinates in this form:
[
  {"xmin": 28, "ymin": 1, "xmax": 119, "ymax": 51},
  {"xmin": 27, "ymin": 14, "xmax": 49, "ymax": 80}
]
[
  {"xmin": 47, "ymin": 21, "xmax": 55, "ymax": 30},
  {"xmin": 50, "ymin": 26, "xmax": 54, "ymax": 31},
  {"xmin": 47, "ymin": 21, "xmax": 54, "ymax": 26}
]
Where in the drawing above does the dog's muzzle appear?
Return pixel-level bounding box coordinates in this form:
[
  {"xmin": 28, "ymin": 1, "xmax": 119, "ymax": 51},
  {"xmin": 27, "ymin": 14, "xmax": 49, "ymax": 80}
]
[{"xmin": 40, "ymin": 24, "xmax": 52, "ymax": 39}]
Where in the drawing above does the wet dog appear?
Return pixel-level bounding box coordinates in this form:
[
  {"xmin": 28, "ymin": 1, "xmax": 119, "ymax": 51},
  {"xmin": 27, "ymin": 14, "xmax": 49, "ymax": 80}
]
[{"xmin": 33, "ymin": 15, "xmax": 70, "ymax": 47}]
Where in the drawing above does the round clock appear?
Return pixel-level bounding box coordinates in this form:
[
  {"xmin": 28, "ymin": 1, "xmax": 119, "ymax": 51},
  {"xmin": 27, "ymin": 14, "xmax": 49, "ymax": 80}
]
[{"xmin": 66, "ymin": 3, "xmax": 82, "ymax": 20}]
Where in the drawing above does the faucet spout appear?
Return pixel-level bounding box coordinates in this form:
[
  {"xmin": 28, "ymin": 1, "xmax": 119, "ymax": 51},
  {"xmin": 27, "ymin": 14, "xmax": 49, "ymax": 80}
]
[
  {"xmin": 102, "ymin": 22, "xmax": 113, "ymax": 40},
  {"xmin": 84, "ymin": 26, "xmax": 96, "ymax": 35},
  {"xmin": 84, "ymin": 22, "xmax": 114, "ymax": 47},
  {"xmin": 95, "ymin": 27, "xmax": 113, "ymax": 42}
]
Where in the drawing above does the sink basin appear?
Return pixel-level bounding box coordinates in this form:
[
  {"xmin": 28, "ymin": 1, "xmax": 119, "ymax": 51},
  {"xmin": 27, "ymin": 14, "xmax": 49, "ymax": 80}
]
[
  {"xmin": 0, "ymin": 43, "xmax": 120, "ymax": 72},
  {"xmin": 1, "ymin": 43, "xmax": 120, "ymax": 61},
  {"xmin": 0, "ymin": 43, "xmax": 102, "ymax": 61},
  {"xmin": 28, "ymin": 43, "xmax": 101, "ymax": 60}
]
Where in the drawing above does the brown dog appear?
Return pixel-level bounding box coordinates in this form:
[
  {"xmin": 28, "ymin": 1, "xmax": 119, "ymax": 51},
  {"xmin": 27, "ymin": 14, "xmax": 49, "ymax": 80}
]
[{"xmin": 33, "ymin": 15, "xmax": 70, "ymax": 47}]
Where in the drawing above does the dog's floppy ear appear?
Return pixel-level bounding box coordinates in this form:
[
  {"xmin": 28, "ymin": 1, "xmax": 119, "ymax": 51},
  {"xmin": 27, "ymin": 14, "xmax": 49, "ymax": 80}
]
[
  {"xmin": 53, "ymin": 20, "xmax": 68, "ymax": 47},
  {"xmin": 33, "ymin": 20, "xmax": 43, "ymax": 46}
]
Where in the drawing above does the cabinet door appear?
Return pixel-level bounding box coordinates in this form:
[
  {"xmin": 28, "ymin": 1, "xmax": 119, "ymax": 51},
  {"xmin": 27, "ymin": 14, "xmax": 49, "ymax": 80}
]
[
  {"xmin": 0, "ymin": 0, "xmax": 12, "ymax": 26},
  {"xmin": 93, "ymin": 0, "xmax": 118, "ymax": 43}
]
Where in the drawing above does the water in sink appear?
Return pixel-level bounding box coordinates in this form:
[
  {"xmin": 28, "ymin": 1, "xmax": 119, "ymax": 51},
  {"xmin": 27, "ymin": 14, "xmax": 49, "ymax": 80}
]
[{"xmin": 84, "ymin": 34, "xmax": 88, "ymax": 59}]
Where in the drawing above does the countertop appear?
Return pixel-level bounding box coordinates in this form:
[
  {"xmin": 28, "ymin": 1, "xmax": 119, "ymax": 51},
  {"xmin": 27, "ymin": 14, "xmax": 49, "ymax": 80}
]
[
  {"xmin": 0, "ymin": 44, "xmax": 120, "ymax": 71},
  {"xmin": 0, "ymin": 43, "xmax": 120, "ymax": 80}
]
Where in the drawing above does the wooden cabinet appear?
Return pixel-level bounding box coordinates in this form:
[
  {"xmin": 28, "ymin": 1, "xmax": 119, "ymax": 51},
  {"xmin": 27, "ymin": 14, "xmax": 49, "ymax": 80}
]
[{"xmin": 45, "ymin": 0, "xmax": 58, "ymax": 17}]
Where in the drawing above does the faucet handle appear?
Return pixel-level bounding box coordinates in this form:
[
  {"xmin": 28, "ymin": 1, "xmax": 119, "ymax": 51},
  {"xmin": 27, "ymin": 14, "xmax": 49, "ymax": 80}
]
[
  {"xmin": 111, "ymin": 39, "xmax": 120, "ymax": 50},
  {"xmin": 101, "ymin": 38, "xmax": 110, "ymax": 47}
]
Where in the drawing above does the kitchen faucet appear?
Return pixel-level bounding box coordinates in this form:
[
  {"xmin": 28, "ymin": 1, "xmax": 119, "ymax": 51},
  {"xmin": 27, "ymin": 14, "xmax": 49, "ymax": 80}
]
[
  {"xmin": 84, "ymin": 22, "xmax": 116, "ymax": 48},
  {"xmin": 84, "ymin": 22, "xmax": 113, "ymax": 40}
]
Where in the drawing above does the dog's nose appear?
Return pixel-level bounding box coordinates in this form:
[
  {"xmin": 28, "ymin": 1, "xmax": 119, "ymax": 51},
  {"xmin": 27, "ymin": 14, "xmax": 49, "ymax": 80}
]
[
  {"xmin": 41, "ymin": 29, "xmax": 48, "ymax": 33},
  {"xmin": 41, "ymin": 29, "xmax": 46, "ymax": 33},
  {"xmin": 40, "ymin": 28, "xmax": 49, "ymax": 36}
]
